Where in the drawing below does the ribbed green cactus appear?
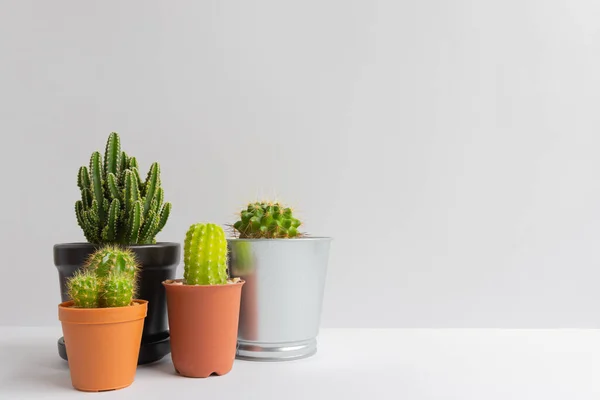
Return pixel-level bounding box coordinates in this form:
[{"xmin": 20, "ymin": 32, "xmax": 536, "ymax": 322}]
[
  {"xmin": 103, "ymin": 274, "xmax": 136, "ymax": 307},
  {"xmin": 67, "ymin": 246, "xmax": 138, "ymax": 308},
  {"xmin": 184, "ymin": 223, "xmax": 228, "ymax": 285},
  {"xmin": 233, "ymin": 201, "xmax": 302, "ymax": 238},
  {"xmin": 75, "ymin": 132, "xmax": 172, "ymax": 245},
  {"xmin": 67, "ymin": 271, "xmax": 100, "ymax": 308},
  {"xmin": 84, "ymin": 245, "xmax": 138, "ymax": 279}
]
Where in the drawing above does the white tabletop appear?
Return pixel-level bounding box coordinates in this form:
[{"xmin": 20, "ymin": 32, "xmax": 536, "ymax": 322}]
[{"xmin": 1, "ymin": 327, "xmax": 599, "ymax": 399}]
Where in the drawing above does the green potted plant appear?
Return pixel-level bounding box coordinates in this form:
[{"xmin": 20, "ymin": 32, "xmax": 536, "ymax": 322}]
[
  {"xmin": 163, "ymin": 223, "xmax": 244, "ymax": 377},
  {"xmin": 54, "ymin": 132, "xmax": 180, "ymax": 364},
  {"xmin": 58, "ymin": 246, "xmax": 147, "ymax": 392},
  {"xmin": 227, "ymin": 201, "xmax": 331, "ymax": 361}
]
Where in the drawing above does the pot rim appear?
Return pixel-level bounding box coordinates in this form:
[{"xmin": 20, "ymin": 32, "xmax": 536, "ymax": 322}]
[
  {"xmin": 54, "ymin": 242, "xmax": 180, "ymax": 249},
  {"xmin": 163, "ymin": 279, "xmax": 245, "ymax": 289},
  {"xmin": 58, "ymin": 300, "xmax": 148, "ymax": 324},
  {"xmin": 226, "ymin": 236, "xmax": 332, "ymax": 242},
  {"xmin": 59, "ymin": 299, "xmax": 148, "ymax": 308}
]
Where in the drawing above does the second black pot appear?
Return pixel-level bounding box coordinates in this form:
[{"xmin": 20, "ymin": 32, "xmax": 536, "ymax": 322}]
[{"xmin": 54, "ymin": 242, "xmax": 181, "ymax": 364}]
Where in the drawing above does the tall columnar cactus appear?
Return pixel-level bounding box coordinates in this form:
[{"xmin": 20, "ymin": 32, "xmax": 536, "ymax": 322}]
[
  {"xmin": 184, "ymin": 223, "xmax": 228, "ymax": 285},
  {"xmin": 233, "ymin": 201, "xmax": 302, "ymax": 238},
  {"xmin": 67, "ymin": 246, "xmax": 138, "ymax": 308},
  {"xmin": 75, "ymin": 132, "xmax": 172, "ymax": 245}
]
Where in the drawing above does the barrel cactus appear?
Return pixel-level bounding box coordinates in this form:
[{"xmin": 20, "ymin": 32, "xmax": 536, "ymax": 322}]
[
  {"xmin": 103, "ymin": 274, "xmax": 137, "ymax": 308},
  {"xmin": 184, "ymin": 223, "xmax": 228, "ymax": 285},
  {"xmin": 67, "ymin": 271, "xmax": 100, "ymax": 308},
  {"xmin": 233, "ymin": 201, "xmax": 302, "ymax": 238},
  {"xmin": 67, "ymin": 246, "xmax": 139, "ymax": 308},
  {"xmin": 84, "ymin": 245, "xmax": 139, "ymax": 279},
  {"xmin": 75, "ymin": 132, "xmax": 172, "ymax": 245}
]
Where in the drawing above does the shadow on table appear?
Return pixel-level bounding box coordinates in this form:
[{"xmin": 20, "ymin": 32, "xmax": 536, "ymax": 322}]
[
  {"xmin": 137, "ymin": 356, "xmax": 237, "ymax": 379},
  {"xmin": 137, "ymin": 356, "xmax": 178, "ymax": 376},
  {"xmin": 0, "ymin": 341, "xmax": 72, "ymax": 391}
]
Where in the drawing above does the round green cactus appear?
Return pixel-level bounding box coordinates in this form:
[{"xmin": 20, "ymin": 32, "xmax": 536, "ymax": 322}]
[
  {"xmin": 184, "ymin": 223, "xmax": 228, "ymax": 285},
  {"xmin": 103, "ymin": 274, "xmax": 136, "ymax": 307},
  {"xmin": 67, "ymin": 246, "xmax": 138, "ymax": 308},
  {"xmin": 67, "ymin": 270, "xmax": 100, "ymax": 308},
  {"xmin": 233, "ymin": 201, "xmax": 302, "ymax": 238},
  {"xmin": 84, "ymin": 245, "xmax": 138, "ymax": 279}
]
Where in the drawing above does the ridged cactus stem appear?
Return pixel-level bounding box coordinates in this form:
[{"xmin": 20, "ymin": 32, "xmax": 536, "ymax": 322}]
[
  {"xmin": 107, "ymin": 173, "xmax": 121, "ymax": 201},
  {"xmin": 128, "ymin": 201, "xmax": 142, "ymax": 243},
  {"xmin": 184, "ymin": 223, "xmax": 228, "ymax": 285},
  {"xmin": 155, "ymin": 203, "xmax": 171, "ymax": 238},
  {"xmin": 67, "ymin": 271, "xmax": 100, "ymax": 308},
  {"xmin": 119, "ymin": 151, "xmax": 129, "ymax": 179},
  {"xmin": 102, "ymin": 199, "xmax": 120, "ymax": 242},
  {"xmin": 104, "ymin": 132, "xmax": 121, "ymax": 177},
  {"xmin": 89, "ymin": 152, "xmax": 105, "ymax": 225},
  {"xmin": 143, "ymin": 163, "xmax": 159, "ymax": 215},
  {"xmin": 103, "ymin": 274, "xmax": 135, "ymax": 307}
]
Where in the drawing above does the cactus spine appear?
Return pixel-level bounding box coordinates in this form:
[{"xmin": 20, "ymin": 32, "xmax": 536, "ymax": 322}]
[
  {"xmin": 66, "ymin": 246, "xmax": 139, "ymax": 308},
  {"xmin": 84, "ymin": 245, "xmax": 139, "ymax": 279},
  {"xmin": 75, "ymin": 132, "xmax": 172, "ymax": 245},
  {"xmin": 184, "ymin": 223, "xmax": 228, "ymax": 285},
  {"xmin": 233, "ymin": 201, "xmax": 302, "ymax": 238},
  {"xmin": 67, "ymin": 271, "xmax": 100, "ymax": 308},
  {"xmin": 103, "ymin": 274, "xmax": 136, "ymax": 307}
]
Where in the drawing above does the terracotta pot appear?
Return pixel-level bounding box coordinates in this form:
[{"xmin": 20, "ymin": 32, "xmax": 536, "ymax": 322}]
[
  {"xmin": 58, "ymin": 300, "xmax": 148, "ymax": 392},
  {"xmin": 163, "ymin": 280, "xmax": 244, "ymax": 378},
  {"xmin": 54, "ymin": 242, "xmax": 180, "ymax": 364}
]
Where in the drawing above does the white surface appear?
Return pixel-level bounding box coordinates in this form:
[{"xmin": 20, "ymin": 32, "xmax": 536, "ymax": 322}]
[
  {"xmin": 3, "ymin": 1, "xmax": 600, "ymax": 328},
  {"xmin": 1, "ymin": 327, "xmax": 600, "ymax": 399}
]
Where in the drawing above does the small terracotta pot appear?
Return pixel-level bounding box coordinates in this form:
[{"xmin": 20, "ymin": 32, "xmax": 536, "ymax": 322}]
[
  {"xmin": 163, "ymin": 280, "xmax": 244, "ymax": 378},
  {"xmin": 58, "ymin": 300, "xmax": 148, "ymax": 392}
]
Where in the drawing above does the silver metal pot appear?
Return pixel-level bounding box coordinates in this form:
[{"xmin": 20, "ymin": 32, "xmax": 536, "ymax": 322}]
[{"xmin": 227, "ymin": 237, "xmax": 331, "ymax": 361}]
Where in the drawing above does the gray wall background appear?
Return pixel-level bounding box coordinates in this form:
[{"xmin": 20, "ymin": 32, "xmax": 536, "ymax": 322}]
[{"xmin": 2, "ymin": 0, "xmax": 600, "ymax": 327}]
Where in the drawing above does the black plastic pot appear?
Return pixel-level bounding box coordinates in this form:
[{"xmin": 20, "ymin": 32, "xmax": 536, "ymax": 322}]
[{"xmin": 54, "ymin": 242, "xmax": 181, "ymax": 365}]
